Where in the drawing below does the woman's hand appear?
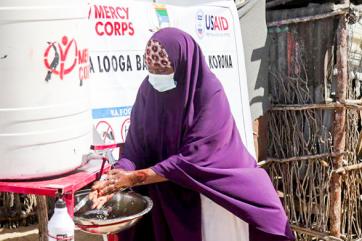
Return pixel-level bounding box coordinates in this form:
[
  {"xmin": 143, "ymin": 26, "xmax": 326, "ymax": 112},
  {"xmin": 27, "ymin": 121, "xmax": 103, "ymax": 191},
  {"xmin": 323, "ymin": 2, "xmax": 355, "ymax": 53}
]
[
  {"xmin": 88, "ymin": 190, "xmax": 113, "ymax": 209},
  {"xmin": 89, "ymin": 169, "xmax": 134, "ymax": 209},
  {"xmin": 95, "ymin": 169, "xmax": 134, "ymax": 195},
  {"xmin": 89, "ymin": 168, "xmax": 167, "ymax": 209}
]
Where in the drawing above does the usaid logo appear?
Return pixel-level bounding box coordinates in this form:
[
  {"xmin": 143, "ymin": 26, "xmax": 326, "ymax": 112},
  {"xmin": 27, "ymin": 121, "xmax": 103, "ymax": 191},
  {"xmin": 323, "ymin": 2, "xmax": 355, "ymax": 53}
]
[
  {"xmin": 195, "ymin": 10, "xmax": 205, "ymax": 38},
  {"xmin": 195, "ymin": 9, "xmax": 230, "ymax": 38}
]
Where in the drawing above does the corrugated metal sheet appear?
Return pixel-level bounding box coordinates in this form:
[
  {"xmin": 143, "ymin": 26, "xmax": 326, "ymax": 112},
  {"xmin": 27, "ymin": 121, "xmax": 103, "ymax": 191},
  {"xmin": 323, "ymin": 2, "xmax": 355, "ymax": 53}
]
[
  {"xmin": 267, "ymin": 2, "xmax": 342, "ymax": 22},
  {"xmin": 267, "ymin": 4, "xmax": 338, "ymax": 104},
  {"xmin": 267, "ymin": 2, "xmax": 362, "ymax": 100}
]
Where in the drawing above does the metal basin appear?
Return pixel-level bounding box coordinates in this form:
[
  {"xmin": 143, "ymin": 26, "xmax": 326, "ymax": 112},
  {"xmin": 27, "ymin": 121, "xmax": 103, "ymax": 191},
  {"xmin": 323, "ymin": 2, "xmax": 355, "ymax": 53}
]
[{"xmin": 74, "ymin": 189, "xmax": 153, "ymax": 235}]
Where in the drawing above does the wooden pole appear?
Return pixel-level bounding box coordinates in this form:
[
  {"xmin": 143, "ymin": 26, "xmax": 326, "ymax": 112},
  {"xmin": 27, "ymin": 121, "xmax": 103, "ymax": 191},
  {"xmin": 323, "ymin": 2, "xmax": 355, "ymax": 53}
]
[
  {"xmin": 259, "ymin": 151, "xmax": 345, "ymax": 167},
  {"xmin": 36, "ymin": 195, "xmax": 48, "ymax": 241},
  {"xmin": 335, "ymin": 163, "xmax": 362, "ymax": 174},
  {"xmin": 330, "ymin": 1, "xmax": 349, "ymax": 237},
  {"xmin": 290, "ymin": 225, "xmax": 343, "ymax": 241},
  {"xmin": 267, "ymin": 8, "xmax": 347, "ymax": 27},
  {"xmin": 271, "ymin": 101, "xmax": 362, "ymax": 111}
]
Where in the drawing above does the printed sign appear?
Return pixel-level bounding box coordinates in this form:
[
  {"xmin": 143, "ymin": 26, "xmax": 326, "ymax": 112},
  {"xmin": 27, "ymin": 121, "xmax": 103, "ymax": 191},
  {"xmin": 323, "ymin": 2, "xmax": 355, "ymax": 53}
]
[
  {"xmin": 90, "ymin": 5, "xmax": 134, "ymax": 37},
  {"xmin": 89, "ymin": 0, "xmax": 255, "ymax": 155},
  {"xmin": 195, "ymin": 9, "xmax": 230, "ymax": 39}
]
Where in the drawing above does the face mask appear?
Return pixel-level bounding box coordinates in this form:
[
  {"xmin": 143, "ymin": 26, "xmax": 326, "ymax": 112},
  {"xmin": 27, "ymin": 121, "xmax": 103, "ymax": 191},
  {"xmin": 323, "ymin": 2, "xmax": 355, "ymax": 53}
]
[{"xmin": 148, "ymin": 72, "xmax": 177, "ymax": 92}]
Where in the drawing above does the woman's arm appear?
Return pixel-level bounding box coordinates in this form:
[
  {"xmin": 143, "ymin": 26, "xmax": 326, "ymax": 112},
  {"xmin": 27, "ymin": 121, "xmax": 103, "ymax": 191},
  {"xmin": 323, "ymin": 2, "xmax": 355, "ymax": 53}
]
[
  {"xmin": 131, "ymin": 168, "xmax": 168, "ymax": 186},
  {"xmin": 90, "ymin": 168, "xmax": 167, "ymax": 208},
  {"xmin": 98, "ymin": 168, "xmax": 168, "ymax": 195}
]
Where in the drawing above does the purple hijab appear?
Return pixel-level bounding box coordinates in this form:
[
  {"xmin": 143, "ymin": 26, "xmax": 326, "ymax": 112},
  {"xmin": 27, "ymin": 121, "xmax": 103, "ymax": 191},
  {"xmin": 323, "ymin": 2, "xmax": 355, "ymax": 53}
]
[{"xmin": 115, "ymin": 28, "xmax": 294, "ymax": 241}]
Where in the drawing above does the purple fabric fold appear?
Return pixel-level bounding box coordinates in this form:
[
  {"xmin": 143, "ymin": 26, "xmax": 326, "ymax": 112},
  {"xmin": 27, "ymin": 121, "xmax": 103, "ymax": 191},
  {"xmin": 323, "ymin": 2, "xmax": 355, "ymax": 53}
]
[
  {"xmin": 114, "ymin": 157, "xmax": 136, "ymax": 171},
  {"xmin": 115, "ymin": 27, "xmax": 294, "ymax": 241}
]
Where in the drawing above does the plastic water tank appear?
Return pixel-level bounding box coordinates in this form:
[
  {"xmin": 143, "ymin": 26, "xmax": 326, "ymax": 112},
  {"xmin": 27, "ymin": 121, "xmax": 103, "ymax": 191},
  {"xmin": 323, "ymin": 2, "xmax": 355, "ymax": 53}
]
[{"xmin": 0, "ymin": 0, "xmax": 92, "ymax": 179}]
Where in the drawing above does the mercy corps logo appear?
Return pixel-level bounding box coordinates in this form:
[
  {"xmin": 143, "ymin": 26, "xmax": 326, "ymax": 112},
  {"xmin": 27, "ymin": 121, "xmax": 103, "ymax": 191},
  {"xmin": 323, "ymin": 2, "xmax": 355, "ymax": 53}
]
[
  {"xmin": 195, "ymin": 10, "xmax": 229, "ymax": 38},
  {"xmin": 43, "ymin": 36, "xmax": 90, "ymax": 86}
]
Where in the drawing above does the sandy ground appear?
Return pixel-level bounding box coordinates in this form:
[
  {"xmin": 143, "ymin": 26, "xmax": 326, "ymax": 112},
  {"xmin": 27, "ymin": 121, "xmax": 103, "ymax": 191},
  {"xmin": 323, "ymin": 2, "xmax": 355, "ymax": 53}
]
[{"xmin": 0, "ymin": 225, "xmax": 103, "ymax": 241}]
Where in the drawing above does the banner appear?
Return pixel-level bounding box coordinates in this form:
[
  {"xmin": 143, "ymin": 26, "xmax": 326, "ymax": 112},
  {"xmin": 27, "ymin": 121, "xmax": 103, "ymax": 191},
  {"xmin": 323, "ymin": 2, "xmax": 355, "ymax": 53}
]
[{"xmin": 89, "ymin": 0, "xmax": 255, "ymax": 156}]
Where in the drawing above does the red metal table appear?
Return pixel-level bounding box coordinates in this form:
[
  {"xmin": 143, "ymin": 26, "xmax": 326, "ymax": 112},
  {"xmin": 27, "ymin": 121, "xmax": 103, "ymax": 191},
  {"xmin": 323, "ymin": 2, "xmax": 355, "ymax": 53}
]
[
  {"xmin": 0, "ymin": 143, "xmax": 123, "ymax": 241},
  {"xmin": 0, "ymin": 159, "xmax": 111, "ymax": 216},
  {"xmin": 0, "ymin": 159, "xmax": 121, "ymax": 241}
]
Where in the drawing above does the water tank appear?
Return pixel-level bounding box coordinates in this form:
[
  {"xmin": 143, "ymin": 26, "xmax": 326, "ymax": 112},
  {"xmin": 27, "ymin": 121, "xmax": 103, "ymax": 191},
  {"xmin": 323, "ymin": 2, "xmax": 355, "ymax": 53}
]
[{"xmin": 0, "ymin": 0, "xmax": 92, "ymax": 179}]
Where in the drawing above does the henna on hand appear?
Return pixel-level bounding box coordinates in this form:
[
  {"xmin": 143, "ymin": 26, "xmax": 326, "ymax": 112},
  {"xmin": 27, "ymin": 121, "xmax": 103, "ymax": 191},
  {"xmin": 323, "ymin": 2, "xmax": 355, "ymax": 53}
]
[
  {"xmin": 129, "ymin": 171, "xmax": 147, "ymax": 186},
  {"xmin": 94, "ymin": 168, "xmax": 167, "ymax": 196}
]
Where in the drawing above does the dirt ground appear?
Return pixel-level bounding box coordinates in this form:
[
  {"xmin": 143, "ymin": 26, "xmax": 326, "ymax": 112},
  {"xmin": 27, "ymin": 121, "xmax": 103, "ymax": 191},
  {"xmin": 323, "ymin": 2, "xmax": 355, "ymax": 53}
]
[{"xmin": 0, "ymin": 225, "xmax": 103, "ymax": 241}]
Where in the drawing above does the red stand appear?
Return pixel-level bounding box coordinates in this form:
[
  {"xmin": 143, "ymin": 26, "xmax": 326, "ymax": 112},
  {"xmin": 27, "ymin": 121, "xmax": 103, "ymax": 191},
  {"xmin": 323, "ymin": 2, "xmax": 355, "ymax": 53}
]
[
  {"xmin": 0, "ymin": 159, "xmax": 118, "ymax": 241},
  {"xmin": 0, "ymin": 159, "xmax": 111, "ymax": 215}
]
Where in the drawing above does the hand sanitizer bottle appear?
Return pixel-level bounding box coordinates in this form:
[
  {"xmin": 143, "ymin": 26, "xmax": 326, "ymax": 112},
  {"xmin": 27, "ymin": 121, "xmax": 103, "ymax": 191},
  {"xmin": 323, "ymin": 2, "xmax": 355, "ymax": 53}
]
[{"xmin": 48, "ymin": 198, "xmax": 75, "ymax": 241}]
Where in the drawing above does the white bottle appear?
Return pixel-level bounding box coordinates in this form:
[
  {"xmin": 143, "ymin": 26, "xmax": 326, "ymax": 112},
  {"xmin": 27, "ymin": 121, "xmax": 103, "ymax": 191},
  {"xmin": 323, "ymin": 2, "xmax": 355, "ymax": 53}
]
[{"xmin": 48, "ymin": 199, "xmax": 75, "ymax": 241}]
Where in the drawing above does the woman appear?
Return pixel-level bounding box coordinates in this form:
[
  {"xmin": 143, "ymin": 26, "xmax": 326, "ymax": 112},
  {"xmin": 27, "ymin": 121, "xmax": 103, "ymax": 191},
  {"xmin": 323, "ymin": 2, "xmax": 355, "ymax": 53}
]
[{"xmin": 91, "ymin": 27, "xmax": 294, "ymax": 241}]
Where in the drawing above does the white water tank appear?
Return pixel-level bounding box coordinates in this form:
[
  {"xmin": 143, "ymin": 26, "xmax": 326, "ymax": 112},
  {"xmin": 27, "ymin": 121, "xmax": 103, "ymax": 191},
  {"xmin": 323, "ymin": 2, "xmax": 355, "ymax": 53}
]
[{"xmin": 0, "ymin": 0, "xmax": 92, "ymax": 179}]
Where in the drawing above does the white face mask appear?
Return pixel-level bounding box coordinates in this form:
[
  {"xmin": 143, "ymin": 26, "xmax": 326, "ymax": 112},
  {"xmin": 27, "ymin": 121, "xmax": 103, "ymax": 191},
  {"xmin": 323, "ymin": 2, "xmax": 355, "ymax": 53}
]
[{"xmin": 148, "ymin": 72, "xmax": 176, "ymax": 92}]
